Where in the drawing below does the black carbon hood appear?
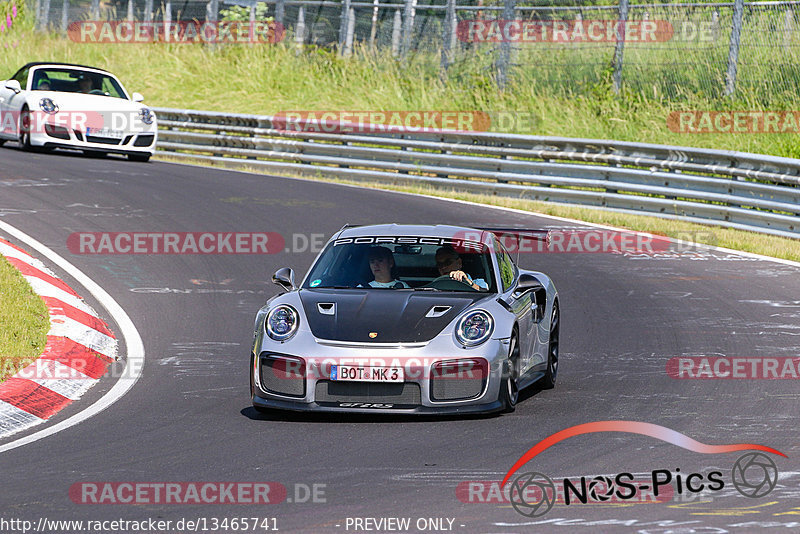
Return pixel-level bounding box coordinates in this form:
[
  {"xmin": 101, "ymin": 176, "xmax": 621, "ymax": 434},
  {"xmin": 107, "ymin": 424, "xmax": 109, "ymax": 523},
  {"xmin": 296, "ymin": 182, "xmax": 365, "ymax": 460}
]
[{"xmin": 298, "ymin": 289, "xmax": 487, "ymax": 343}]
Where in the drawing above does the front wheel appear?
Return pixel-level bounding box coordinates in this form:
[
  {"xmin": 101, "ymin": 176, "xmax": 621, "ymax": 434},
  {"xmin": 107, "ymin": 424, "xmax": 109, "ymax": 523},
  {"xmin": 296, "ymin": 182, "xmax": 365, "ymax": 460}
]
[
  {"xmin": 540, "ymin": 301, "xmax": 559, "ymax": 390},
  {"xmin": 499, "ymin": 334, "xmax": 520, "ymax": 413}
]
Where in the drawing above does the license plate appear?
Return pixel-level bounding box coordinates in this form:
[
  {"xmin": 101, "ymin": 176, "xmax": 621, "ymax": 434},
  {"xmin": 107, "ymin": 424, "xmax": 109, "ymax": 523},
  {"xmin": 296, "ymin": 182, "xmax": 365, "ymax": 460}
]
[
  {"xmin": 87, "ymin": 127, "xmax": 124, "ymax": 138},
  {"xmin": 331, "ymin": 365, "xmax": 404, "ymax": 382}
]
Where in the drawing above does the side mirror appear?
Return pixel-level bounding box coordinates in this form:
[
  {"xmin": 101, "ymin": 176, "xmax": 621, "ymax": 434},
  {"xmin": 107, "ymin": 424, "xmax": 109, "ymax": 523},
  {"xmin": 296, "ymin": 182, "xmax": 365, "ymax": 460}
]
[
  {"xmin": 515, "ymin": 273, "xmax": 543, "ymax": 294},
  {"xmin": 131, "ymin": 92, "xmax": 144, "ymax": 102},
  {"xmin": 272, "ymin": 267, "xmax": 295, "ymax": 292},
  {"xmin": 515, "ymin": 274, "xmax": 546, "ymax": 323},
  {"xmin": 4, "ymin": 80, "xmax": 22, "ymax": 93}
]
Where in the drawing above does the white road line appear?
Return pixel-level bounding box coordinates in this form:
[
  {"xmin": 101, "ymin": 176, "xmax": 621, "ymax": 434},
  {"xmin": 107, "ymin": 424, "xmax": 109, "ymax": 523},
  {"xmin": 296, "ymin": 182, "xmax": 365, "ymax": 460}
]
[{"xmin": 0, "ymin": 220, "xmax": 144, "ymax": 454}]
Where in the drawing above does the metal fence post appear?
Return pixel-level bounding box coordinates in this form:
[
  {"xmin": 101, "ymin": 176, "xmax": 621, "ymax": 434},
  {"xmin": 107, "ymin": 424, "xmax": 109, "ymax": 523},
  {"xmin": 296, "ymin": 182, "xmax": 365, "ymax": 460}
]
[
  {"xmin": 391, "ymin": 9, "xmax": 402, "ymax": 57},
  {"xmin": 725, "ymin": 0, "xmax": 744, "ymax": 96},
  {"xmin": 369, "ymin": 0, "xmax": 379, "ymax": 46},
  {"xmin": 401, "ymin": 0, "xmax": 414, "ymax": 58},
  {"xmin": 127, "ymin": 0, "xmax": 134, "ymax": 21},
  {"xmin": 37, "ymin": 0, "xmax": 51, "ymax": 30},
  {"xmin": 612, "ymin": 0, "xmax": 629, "ymax": 93},
  {"xmin": 339, "ymin": 0, "xmax": 351, "ymax": 50},
  {"xmin": 440, "ymin": 0, "xmax": 456, "ymax": 71},
  {"xmin": 206, "ymin": 0, "xmax": 218, "ymax": 22},
  {"xmin": 295, "ymin": 6, "xmax": 305, "ymax": 52},
  {"xmin": 275, "ymin": 0, "xmax": 284, "ymax": 27},
  {"xmin": 91, "ymin": 0, "xmax": 99, "ymax": 20},
  {"xmin": 344, "ymin": 7, "xmax": 355, "ymax": 56},
  {"xmin": 497, "ymin": 0, "xmax": 515, "ymax": 89},
  {"xmin": 145, "ymin": 0, "xmax": 153, "ymax": 20},
  {"xmin": 60, "ymin": 0, "xmax": 68, "ymax": 33},
  {"xmin": 784, "ymin": 8, "xmax": 793, "ymax": 48}
]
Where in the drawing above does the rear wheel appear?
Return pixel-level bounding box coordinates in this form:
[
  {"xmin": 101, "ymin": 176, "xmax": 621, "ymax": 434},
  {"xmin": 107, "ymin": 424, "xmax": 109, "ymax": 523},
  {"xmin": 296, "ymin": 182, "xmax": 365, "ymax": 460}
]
[
  {"xmin": 541, "ymin": 301, "xmax": 559, "ymax": 390},
  {"xmin": 499, "ymin": 334, "xmax": 520, "ymax": 413},
  {"xmin": 18, "ymin": 107, "xmax": 32, "ymax": 151}
]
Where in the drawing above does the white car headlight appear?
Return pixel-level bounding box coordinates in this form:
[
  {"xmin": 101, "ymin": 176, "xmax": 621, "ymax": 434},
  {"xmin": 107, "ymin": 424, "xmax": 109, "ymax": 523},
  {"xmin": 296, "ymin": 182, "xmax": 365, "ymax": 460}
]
[
  {"xmin": 139, "ymin": 108, "xmax": 154, "ymax": 125},
  {"xmin": 39, "ymin": 98, "xmax": 58, "ymax": 114},
  {"xmin": 455, "ymin": 310, "xmax": 494, "ymax": 346},
  {"xmin": 266, "ymin": 305, "xmax": 299, "ymax": 341}
]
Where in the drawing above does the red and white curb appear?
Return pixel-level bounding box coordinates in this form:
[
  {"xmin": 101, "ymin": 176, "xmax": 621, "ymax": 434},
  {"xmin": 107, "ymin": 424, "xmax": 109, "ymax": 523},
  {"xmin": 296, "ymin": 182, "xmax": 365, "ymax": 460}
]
[{"xmin": 0, "ymin": 238, "xmax": 117, "ymax": 439}]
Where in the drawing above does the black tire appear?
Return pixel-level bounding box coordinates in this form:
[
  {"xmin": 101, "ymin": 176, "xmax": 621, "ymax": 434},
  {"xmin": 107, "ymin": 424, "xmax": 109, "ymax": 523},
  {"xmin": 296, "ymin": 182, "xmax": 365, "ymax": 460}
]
[
  {"xmin": 541, "ymin": 301, "xmax": 559, "ymax": 390},
  {"xmin": 128, "ymin": 153, "xmax": 151, "ymax": 163},
  {"xmin": 18, "ymin": 107, "xmax": 33, "ymax": 151},
  {"xmin": 83, "ymin": 150, "xmax": 107, "ymax": 158},
  {"xmin": 499, "ymin": 334, "xmax": 520, "ymax": 413},
  {"xmin": 0, "ymin": 139, "xmax": 6, "ymax": 147}
]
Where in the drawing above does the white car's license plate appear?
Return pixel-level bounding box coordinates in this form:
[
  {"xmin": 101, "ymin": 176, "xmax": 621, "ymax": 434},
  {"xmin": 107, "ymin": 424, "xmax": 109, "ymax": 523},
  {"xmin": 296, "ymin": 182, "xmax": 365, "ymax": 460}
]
[
  {"xmin": 87, "ymin": 127, "xmax": 124, "ymax": 138},
  {"xmin": 331, "ymin": 365, "xmax": 404, "ymax": 382}
]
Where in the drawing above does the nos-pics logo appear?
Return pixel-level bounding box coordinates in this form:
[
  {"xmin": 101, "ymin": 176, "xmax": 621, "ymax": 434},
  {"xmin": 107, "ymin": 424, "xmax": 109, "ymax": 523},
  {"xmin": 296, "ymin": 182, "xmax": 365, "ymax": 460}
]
[{"xmin": 501, "ymin": 421, "xmax": 784, "ymax": 518}]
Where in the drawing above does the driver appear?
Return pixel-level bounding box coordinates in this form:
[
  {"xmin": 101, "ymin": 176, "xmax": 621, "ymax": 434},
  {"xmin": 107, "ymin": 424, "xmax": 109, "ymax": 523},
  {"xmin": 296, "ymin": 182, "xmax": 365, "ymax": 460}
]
[
  {"xmin": 366, "ymin": 246, "xmax": 409, "ymax": 288},
  {"xmin": 435, "ymin": 246, "xmax": 488, "ymax": 291},
  {"xmin": 77, "ymin": 75, "xmax": 93, "ymax": 93},
  {"xmin": 36, "ymin": 78, "xmax": 52, "ymax": 91}
]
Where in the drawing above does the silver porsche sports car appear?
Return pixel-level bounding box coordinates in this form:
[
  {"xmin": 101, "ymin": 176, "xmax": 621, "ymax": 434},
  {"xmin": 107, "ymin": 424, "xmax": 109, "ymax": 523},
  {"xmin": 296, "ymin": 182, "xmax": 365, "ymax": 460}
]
[{"xmin": 249, "ymin": 224, "xmax": 559, "ymax": 414}]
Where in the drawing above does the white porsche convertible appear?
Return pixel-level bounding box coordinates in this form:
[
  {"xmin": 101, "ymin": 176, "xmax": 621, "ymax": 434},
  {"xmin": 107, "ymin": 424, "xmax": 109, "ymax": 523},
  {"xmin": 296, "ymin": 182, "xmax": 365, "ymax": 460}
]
[{"xmin": 0, "ymin": 62, "xmax": 157, "ymax": 162}]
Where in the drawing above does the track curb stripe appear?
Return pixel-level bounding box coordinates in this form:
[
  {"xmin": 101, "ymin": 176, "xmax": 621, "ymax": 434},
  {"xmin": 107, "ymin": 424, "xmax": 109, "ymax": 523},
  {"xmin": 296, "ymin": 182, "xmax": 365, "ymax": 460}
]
[{"xmin": 0, "ymin": 237, "xmax": 117, "ymax": 438}]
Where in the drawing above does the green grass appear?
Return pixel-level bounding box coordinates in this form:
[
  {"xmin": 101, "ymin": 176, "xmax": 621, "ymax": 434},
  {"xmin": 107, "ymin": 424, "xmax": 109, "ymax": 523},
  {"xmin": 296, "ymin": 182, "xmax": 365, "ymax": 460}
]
[
  {"xmin": 0, "ymin": 255, "xmax": 50, "ymax": 382},
  {"xmin": 3, "ymin": 33, "xmax": 800, "ymax": 158}
]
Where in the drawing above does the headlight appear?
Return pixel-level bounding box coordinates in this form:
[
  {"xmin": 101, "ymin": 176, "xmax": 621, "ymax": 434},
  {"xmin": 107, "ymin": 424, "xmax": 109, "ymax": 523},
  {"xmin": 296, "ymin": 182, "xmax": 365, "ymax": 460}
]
[
  {"xmin": 39, "ymin": 98, "xmax": 58, "ymax": 114},
  {"xmin": 139, "ymin": 108, "xmax": 154, "ymax": 125},
  {"xmin": 455, "ymin": 310, "xmax": 494, "ymax": 347},
  {"xmin": 266, "ymin": 305, "xmax": 299, "ymax": 341}
]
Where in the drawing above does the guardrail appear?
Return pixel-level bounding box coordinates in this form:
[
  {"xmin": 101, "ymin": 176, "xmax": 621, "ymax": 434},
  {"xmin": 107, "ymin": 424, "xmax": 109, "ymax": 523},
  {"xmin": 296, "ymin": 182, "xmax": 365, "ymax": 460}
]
[{"xmin": 152, "ymin": 107, "xmax": 800, "ymax": 239}]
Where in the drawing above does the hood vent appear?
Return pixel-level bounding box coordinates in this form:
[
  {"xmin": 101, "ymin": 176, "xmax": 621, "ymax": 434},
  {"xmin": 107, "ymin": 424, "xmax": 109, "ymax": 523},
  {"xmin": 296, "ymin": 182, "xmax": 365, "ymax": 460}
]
[
  {"xmin": 317, "ymin": 302, "xmax": 336, "ymax": 315},
  {"xmin": 425, "ymin": 305, "xmax": 451, "ymax": 318}
]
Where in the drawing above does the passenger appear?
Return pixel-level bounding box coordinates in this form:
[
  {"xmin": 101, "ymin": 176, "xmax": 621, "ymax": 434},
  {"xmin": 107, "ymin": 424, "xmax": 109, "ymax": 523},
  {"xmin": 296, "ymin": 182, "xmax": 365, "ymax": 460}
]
[
  {"xmin": 366, "ymin": 246, "xmax": 409, "ymax": 288},
  {"xmin": 435, "ymin": 246, "xmax": 488, "ymax": 291},
  {"xmin": 36, "ymin": 79, "xmax": 52, "ymax": 91}
]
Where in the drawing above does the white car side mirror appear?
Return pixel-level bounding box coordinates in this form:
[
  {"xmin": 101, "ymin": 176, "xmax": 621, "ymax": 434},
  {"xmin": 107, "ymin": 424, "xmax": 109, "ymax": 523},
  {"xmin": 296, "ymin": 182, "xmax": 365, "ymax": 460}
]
[
  {"xmin": 131, "ymin": 92, "xmax": 144, "ymax": 103},
  {"xmin": 4, "ymin": 80, "xmax": 22, "ymax": 93}
]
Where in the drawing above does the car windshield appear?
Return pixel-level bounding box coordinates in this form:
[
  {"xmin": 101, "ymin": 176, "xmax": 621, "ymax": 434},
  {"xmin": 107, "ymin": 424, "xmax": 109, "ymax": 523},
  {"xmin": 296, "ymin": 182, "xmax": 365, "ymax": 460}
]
[
  {"xmin": 302, "ymin": 236, "xmax": 497, "ymax": 292},
  {"xmin": 30, "ymin": 68, "xmax": 127, "ymax": 99}
]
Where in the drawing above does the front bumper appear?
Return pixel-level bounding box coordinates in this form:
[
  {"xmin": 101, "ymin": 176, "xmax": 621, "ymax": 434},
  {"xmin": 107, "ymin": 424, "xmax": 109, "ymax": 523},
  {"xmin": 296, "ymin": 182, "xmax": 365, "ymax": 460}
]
[
  {"xmin": 251, "ymin": 334, "xmax": 510, "ymax": 415},
  {"xmin": 32, "ymin": 127, "xmax": 157, "ymax": 155},
  {"xmin": 252, "ymin": 394, "xmax": 504, "ymax": 415}
]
